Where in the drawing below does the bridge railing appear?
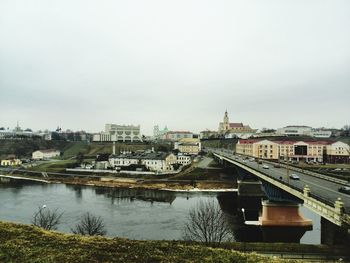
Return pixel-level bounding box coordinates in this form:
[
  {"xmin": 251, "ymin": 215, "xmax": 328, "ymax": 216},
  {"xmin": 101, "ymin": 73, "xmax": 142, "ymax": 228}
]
[{"xmin": 212, "ymin": 150, "xmax": 336, "ymax": 208}]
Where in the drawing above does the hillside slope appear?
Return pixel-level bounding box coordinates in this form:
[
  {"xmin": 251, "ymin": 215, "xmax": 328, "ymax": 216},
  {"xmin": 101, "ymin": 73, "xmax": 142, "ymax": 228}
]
[{"xmin": 0, "ymin": 221, "xmax": 293, "ymax": 263}]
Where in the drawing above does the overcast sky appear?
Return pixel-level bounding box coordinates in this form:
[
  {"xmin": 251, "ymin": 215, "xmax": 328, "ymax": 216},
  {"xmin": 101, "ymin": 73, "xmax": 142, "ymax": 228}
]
[{"xmin": 0, "ymin": 0, "xmax": 349, "ymax": 135}]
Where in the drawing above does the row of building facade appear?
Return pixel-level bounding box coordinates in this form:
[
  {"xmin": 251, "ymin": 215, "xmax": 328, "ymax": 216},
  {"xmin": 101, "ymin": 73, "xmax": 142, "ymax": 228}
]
[
  {"xmin": 93, "ymin": 150, "xmax": 192, "ymax": 172},
  {"xmin": 236, "ymin": 139, "xmax": 350, "ymax": 163},
  {"xmin": 200, "ymin": 111, "xmax": 338, "ymax": 140}
]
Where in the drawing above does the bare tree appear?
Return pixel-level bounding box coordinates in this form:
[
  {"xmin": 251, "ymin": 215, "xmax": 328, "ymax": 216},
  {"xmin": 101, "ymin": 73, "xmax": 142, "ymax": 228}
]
[
  {"xmin": 71, "ymin": 212, "xmax": 107, "ymax": 236},
  {"xmin": 32, "ymin": 206, "xmax": 63, "ymax": 230},
  {"xmin": 183, "ymin": 200, "xmax": 233, "ymax": 245}
]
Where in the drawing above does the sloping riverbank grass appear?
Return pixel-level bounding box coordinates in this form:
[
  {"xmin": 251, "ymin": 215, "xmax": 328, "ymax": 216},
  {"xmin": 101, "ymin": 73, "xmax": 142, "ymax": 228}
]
[{"xmin": 0, "ymin": 221, "xmax": 302, "ymax": 263}]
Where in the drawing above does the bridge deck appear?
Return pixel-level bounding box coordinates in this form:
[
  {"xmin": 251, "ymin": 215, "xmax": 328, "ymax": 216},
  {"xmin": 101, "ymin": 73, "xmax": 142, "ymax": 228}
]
[{"xmin": 211, "ymin": 149, "xmax": 350, "ymax": 226}]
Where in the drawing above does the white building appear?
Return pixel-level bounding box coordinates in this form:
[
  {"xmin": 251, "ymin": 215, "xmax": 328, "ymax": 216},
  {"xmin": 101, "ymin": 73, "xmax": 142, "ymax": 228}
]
[
  {"xmin": 310, "ymin": 130, "xmax": 332, "ymax": 138},
  {"xmin": 276, "ymin": 126, "xmax": 332, "ymax": 138},
  {"xmin": 276, "ymin": 126, "xmax": 312, "ymax": 136},
  {"xmin": 326, "ymin": 141, "xmax": 350, "ymax": 163},
  {"xmin": 164, "ymin": 131, "xmax": 193, "ymax": 141},
  {"xmin": 109, "ymin": 152, "xmax": 177, "ymax": 172},
  {"xmin": 174, "ymin": 138, "xmax": 201, "ymax": 155},
  {"xmin": 177, "ymin": 154, "xmax": 192, "ymax": 165},
  {"xmin": 32, "ymin": 149, "xmax": 60, "ymax": 160},
  {"xmin": 93, "ymin": 124, "xmax": 142, "ymax": 142}
]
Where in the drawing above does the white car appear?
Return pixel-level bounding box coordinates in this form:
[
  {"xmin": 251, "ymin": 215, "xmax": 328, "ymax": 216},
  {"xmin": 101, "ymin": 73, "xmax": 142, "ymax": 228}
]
[
  {"xmin": 262, "ymin": 164, "xmax": 269, "ymax": 169},
  {"xmin": 290, "ymin": 174, "xmax": 300, "ymax": 180}
]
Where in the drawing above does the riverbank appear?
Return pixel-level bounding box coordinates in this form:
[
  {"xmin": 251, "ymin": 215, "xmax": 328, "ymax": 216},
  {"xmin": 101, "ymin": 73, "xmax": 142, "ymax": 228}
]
[
  {"xmin": 0, "ymin": 221, "xmax": 295, "ymax": 262},
  {"xmin": 1, "ymin": 221, "xmax": 349, "ymax": 262},
  {"xmin": 1, "ymin": 173, "xmax": 237, "ymax": 192},
  {"xmin": 54, "ymin": 177, "xmax": 237, "ymax": 192}
]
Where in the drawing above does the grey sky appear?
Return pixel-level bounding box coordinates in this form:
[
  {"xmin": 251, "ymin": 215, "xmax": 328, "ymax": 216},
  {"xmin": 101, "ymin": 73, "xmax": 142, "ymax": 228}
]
[{"xmin": 0, "ymin": 0, "xmax": 349, "ymax": 135}]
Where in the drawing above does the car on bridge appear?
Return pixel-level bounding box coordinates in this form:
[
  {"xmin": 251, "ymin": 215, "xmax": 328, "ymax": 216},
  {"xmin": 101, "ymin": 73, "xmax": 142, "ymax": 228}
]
[
  {"xmin": 289, "ymin": 174, "xmax": 300, "ymax": 180},
  {"xmin": 273, "ymin": 163, "xmax": 281, "ymax": 168},
  {"xmin": 262, "ymin": 164, "xmax": 269, "ymax": 169},
  {"xmin": 338, "ymin": 186, "xmax": 350, "ymax": 195}
]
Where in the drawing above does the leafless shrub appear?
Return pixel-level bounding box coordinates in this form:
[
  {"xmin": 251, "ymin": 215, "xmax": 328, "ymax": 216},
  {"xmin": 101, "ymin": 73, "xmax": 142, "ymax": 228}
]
[
  {"xmin": 183, "ymin": 200, "xmax": 233, "ymax": 245},
  {"xmin": 32, "ymin": 206, "xmax": 63, "ymax": 230},
  {"xmin": 71, "ymin": 212, "xmax": 107, "ymax": 236}
]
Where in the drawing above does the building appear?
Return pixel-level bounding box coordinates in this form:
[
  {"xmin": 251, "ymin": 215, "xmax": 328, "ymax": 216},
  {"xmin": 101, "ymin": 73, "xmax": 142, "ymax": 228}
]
[
  {"xmin": 174, "ymin": 138, "xmax": 201, "ymax": 155},
  {"xmin": 153, "ymin": 125, "xmax": 169, "ymax": 140},
  {"xmin": 32, "ymin": 149, "xmax": 60, "ymax": 160},
  {"xmin": 326, "ymin": 141, "xmax": 350, "ymax": 164},
  {"xmin": 276, "ymin": 126, "xmax": 312, "ymax": 136},
  {"xmin": 109, "ymin": 152, "xmax": 177, "ymax": 172},
  {"xmin": 278, "ymin": 140, "xmax": 329, "ymax": 162},
  {"xmin": 93, "ymin": 124, "xmax": 142, "ymax": 142},
  {"xmin": 276, "ymin": 126, "xmax": 332, "ymax": 138},
  {"xmin": 218, "ymin": 111, "xmax": 257, "ymax": 138},
  {"xmin": 236, "ymin": 139, "xmax": 350, "ymax": 163},
  {"xmin": 236, "ymin": 139, "xmax": 279, "ymax": 160},
  {"xmin": 0, "ymin": 158, "xmax": 22, "ymax": 166},
  {"xmin": 0, "ymin": 123, "xmax": 42, "ymax": 140},
  {"xmin": 199, "ymin": 130, "xmax": 219, "ymax": 139},
  {"xmin": 309, "ymin": 129, "xmax": 332, "ymax": 138},
  {"xmin": 177, "ymin": 154, "xmax": 192, "ymax": 165},
  {"xmin": 164, "ymin": 131, "xmax": 193, "ymax": 141}
]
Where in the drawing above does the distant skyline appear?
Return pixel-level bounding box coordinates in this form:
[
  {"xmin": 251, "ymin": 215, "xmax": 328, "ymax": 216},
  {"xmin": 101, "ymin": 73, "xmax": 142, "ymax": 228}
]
[{"xmin": 1, "ymin": 0, "xmax": 349, "ymax": 135}]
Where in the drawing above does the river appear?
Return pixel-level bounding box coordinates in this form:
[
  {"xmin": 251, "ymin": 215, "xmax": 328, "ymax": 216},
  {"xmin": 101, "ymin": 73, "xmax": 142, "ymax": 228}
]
[{"xmin": 0, "ymin": 179, "xmax": 320, "ymax": 244}]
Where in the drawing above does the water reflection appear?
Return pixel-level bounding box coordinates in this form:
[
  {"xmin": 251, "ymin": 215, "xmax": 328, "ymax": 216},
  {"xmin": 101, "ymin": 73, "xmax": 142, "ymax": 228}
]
[{"xmin": 0, "ymin": 180, "xmax": 320, "ymax": 243}]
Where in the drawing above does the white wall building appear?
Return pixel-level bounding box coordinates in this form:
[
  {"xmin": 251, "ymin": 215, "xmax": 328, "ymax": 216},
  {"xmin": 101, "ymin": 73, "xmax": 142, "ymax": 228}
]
[
  {"xmin": 276, "ymin": 126, "xmax": 312, "ymax": 136},
  {"xmin": 109, "ymin": 152, "xmax": 177, "ymax": 172},
  {"xmin": 177, "ymin": 154, "xmax": 192, "ymax": 165},
  {"xmin": 164, "ymin": 131, "xmax": 193, "ymax": 141},
  {"xmin": 276, "ymin": 126, "xmax": 332, "ymax": 138},
  {"xmin": 32, "ymin": 149, "xmax": 60, "ymax": 160},
  {"xmin": 93, "ymin": 124, "xmax": 142, "ymax": 142}
]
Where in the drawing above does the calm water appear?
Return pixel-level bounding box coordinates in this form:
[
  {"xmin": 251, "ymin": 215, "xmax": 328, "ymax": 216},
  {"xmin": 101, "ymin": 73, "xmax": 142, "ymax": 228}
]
[{"xmin": 0, "ymin": 179, "xmax": 320, "ymax": 244}]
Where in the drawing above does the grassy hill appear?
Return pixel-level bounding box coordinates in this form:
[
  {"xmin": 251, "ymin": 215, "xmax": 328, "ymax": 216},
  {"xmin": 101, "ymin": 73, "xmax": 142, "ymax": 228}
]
[
  {"xmin": 0, "ymin": 221, "xmax": 295, "ymax": 263},
  {"xmin": 0, "ymin": 140, "xmax": 172, "ymax": 160}
]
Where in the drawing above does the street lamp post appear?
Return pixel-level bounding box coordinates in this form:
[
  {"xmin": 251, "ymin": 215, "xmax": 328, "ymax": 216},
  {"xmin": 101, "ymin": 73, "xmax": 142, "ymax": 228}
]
[{"xmin": 241, "ymin": 208, "xmax": 246, "ymax": 222}]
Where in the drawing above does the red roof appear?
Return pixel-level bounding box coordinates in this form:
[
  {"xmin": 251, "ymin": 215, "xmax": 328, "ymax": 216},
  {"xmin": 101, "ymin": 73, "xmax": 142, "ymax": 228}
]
[
  {"xmin": 274, "ymin": 140, "xmax": 333, "ymax": 145},
  {"xmin": 229, "ymin": 123, "xmax": 244, "ymax": 128},
  {"xmin": 238, "ymin": 139, "xmax": 261, "ymax": 144}
]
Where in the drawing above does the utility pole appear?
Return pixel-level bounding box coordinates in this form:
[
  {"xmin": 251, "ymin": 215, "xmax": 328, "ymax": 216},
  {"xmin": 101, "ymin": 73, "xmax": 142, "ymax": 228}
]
[{"xmin": 287, "ymin": 151, "xmax": 290, "ymax": 185}]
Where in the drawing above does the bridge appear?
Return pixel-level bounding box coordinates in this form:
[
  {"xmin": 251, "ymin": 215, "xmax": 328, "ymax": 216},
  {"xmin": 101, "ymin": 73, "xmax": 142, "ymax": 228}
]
[{"xmin": 209, "ymin": 148, "xmax": 350, "ymax": 228}]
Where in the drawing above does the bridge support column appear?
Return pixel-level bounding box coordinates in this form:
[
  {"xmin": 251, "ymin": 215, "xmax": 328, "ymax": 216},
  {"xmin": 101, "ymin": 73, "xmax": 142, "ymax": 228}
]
[
  {"xmin": 321, "ymin": 217, "xmax": 350, "ymax": 245},
  {"xmin": 259, "ymin": 200, "xmax": 313, "ymax": 242},
  {"xmin": 321, "ymin": 198, "xmax": 349, "ymax": 245}
]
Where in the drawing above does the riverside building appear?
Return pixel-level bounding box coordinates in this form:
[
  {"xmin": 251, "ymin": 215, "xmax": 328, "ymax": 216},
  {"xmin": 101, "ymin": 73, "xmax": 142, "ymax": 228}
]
[{"xmin": 236, "ymin": 139, "xmax": 350, "ymax": 163}]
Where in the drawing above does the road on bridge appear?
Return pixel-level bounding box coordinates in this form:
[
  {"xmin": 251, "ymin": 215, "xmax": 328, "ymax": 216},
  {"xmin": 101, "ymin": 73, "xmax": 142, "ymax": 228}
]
[{"xmin": 212, "ymin": 150, "xmax": 350, "ymax": 213}]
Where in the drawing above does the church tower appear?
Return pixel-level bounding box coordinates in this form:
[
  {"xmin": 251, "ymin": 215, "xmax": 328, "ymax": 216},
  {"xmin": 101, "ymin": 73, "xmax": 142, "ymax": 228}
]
[
  {"xmin": 223, "ymin": 110, "xmax": 229, "ymax": 131},
  {"xmin": 219, "ymin": 110, "xmax": 230, "ymax": 133}
]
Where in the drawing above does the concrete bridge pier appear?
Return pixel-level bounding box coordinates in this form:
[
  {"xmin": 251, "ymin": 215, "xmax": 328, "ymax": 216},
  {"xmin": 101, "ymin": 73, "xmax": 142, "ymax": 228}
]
[
  {"xmin": 259, "ymin": 200, "xmax": 313, "ymax": 243},
  {"xmin": 321, "ymin": 217, "xmax": 350, "ymax": 245},
  {"xmin": 237, "ymin": 180, "xmax": 265, "ymax": 223}
]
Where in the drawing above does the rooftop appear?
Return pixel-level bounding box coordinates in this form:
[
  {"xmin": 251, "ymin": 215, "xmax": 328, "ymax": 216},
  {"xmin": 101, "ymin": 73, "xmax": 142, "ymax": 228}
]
[{"xmin": 110, "ymin": 152, "xmax": 172, "ymax": 160}]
